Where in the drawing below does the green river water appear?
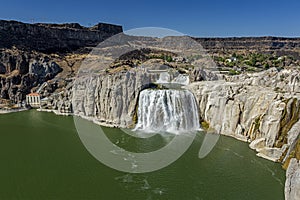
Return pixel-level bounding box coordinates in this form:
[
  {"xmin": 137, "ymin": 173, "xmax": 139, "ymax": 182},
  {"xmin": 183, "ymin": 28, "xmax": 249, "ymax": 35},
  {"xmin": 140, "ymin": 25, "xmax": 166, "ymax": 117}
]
[{"xmin": 0, "ymin": 110, "xmax": 285, "ymax": 200}]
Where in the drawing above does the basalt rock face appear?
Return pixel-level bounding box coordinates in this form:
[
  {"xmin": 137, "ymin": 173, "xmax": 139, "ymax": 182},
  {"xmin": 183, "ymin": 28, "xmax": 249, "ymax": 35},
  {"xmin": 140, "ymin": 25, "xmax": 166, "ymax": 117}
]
[
  {"xmin": 0, "ymin": 20, "xmax": 123, "ymax": 104},
  {"xmin": 285, "ymin": 159, "xmax": 300, "ymax": 200},
  {"xmin": 188, "ymin": 68, "xmax": 300, "ymax": 200},
  {"xmin": 188, "ymin": 68, "xmax": 300, "ymax": 161},
  {"xmin": 195, "ymin": 37, "xmax": 300, "ymax": 59},
  {"xmin": 72, "ymin": 70, "xmax": 159, "ymax": 127},
  {"xmin": 2, "ymin": 19, "xmax": 300, "ymax": 56},
  {"xmin": 0, "ymin": 20, "xmax": 123, "ymax": 53},
  {"xmin": 60, "ymin": 66, "xmax": 300, "ymax": 161},
  {"xmin": 0, "ymin": 50, "xmax": 62, "ymax": 103}
]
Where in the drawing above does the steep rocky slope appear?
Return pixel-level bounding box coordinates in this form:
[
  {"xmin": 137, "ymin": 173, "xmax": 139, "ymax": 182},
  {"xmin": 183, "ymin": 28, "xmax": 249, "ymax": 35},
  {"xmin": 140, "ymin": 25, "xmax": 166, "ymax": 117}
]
[
  {"xmin": 285, "ymin": 158, "xmax": 300, "ymax": 200},
  {"xmin": 0, "ymin": 20, "xmax": 123, "ymax": 106},
  {"xmin": 0, "ymin": 20, "xmax": 122, "ymax": 53},
  {"xmin": 189, "ymin": 68, "xmax": 300, "ymax": 200},
  {"xmin": 196, "ymin": 37, "xmax": 300, "ymax": 59},
  {"xmin": 188, "ymin": 68, "xmax": 300, "ymax": 163},
  {"xmin": 72, "ymin": 70, "xmax": 159, "ymax": 127},
  {"xmin": 0, "ymin": 49, "xmax": 63, "ymax": 102},
  {"xmin": 65, "ymin": 64, "xmax": 300, "ymax": 169}
]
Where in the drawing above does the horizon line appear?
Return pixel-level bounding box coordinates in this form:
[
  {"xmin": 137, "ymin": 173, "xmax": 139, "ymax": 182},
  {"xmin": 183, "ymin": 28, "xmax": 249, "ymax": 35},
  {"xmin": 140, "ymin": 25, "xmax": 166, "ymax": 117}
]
[{"xmin": 1, "ymin": 18, "xmax": 300, "ymax": 39}]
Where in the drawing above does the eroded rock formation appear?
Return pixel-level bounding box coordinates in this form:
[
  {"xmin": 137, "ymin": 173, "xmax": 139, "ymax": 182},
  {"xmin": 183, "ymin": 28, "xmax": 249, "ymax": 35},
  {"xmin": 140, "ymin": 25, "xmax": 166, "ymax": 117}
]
[
  {"xmin": 0, "ymin": 49, "xmax": 63, "ymax": 102},
  {"xmin": 285, "ymin": 159, "xmax": 300, "ymax": 200},
  {"xmin": 195, "ymin": 37, "xmax": 300, "ymax": 59},
  {"xmin": 0, "ymin": 20, "xmax": 122, "ymax": 53},
  {"xmin": 0, "ymin": 20, "xmax": 123, "ymax": 105},
  {"xmin": 72, "ymin": 70, "xmax": 159, "ymax": 127},
  {"xmin": 187, "ymin": 68, "xmax": 300, "ymax": 200},
  {"xmin": 188, "ymin": 68, "xmax": 300, "ymax": 163}
]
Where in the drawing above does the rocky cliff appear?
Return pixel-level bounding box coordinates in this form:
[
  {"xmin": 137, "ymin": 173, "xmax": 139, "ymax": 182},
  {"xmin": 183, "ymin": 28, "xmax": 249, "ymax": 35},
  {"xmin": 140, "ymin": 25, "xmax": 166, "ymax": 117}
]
[
  {"xmin": 188, "ymin": 68, "xmax": 300, "ymax": 200},
  {"xmin": 0, "ymin": 20, "xmax": 123, "ymax": 105},
  {"xmin": 188, "ymin": 67, "xmax": 300, "ymax": 162},
  {"xmin": 195, "ymin": 37, "xmax": 300, "ymax": 59},
  {"xmin": 1, "ymin": 20, "xmax": 300, "ymax": 107},
  {"xmin": 72, "ymin": 70, "xmax": 159, "ymax": 127},
  {"xmin": 0, "ymin": 49, "xmax": 63, "ymax": 102},
  {"xmin": 65, "ymin": 66, "xmax": 300, "ymax": 163},
  {"xmin": 2, "ymin": 19, "xmax": 299, "ymax": 56},
  {"xmin": 63, "ymin": 64, "xmax": 300, "ymax": 168},
  {"xmin": 0, "ymin": 20, "xmax": 122, "ymax": 53},
  {"xmin": 285, "ymin": 158, "xmax": 300, "ymax": 200}
]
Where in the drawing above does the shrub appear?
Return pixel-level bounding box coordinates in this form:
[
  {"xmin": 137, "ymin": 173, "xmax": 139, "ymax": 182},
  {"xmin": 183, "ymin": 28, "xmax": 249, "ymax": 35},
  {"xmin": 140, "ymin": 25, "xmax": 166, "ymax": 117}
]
[{"xmin": 228, "ymin": 69, "xmax": 240, "ymax": 75}]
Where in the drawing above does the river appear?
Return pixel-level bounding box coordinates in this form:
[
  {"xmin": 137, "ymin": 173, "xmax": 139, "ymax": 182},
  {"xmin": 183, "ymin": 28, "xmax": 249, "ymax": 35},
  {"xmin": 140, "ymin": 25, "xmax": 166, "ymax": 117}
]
[{"xmin": 0, "ymin": 110, "xmax": 285, "ymax": 199}]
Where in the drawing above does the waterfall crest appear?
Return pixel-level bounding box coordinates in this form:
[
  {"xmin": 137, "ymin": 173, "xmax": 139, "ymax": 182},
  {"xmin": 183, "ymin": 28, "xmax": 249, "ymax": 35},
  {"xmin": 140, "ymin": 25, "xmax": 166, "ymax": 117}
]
[{"xmin": 134, "ymin": 89, "xmax": 200, "ymax": 133}]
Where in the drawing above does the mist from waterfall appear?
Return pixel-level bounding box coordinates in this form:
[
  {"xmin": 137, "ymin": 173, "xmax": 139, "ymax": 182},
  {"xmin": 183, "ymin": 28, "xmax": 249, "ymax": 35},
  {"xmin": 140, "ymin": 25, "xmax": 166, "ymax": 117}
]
[{"xmin": 134, "ymin": 89, "xmax": 200, "ymax": 133}]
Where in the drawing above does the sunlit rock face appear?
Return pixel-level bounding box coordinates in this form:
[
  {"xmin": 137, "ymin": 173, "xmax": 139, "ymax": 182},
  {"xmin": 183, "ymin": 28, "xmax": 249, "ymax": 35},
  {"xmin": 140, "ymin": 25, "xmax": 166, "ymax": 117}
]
[
  {"xmin": 188, "ymin": 68, "xmax": 300, "ymax": 200},
  {"xmin": 188, "ymin": 67, "xmax": 300, "ymax": 161},
  {"xmin": 285, "ymin": 159, "xmax": 300, "ymax": 200},
  {"xmin": 72, "ymin": 70, "xmax": 196, "ymax": 129},
  {"xmin": 72, "ymin": 70, "xmax": 160, "ymax": 127}
]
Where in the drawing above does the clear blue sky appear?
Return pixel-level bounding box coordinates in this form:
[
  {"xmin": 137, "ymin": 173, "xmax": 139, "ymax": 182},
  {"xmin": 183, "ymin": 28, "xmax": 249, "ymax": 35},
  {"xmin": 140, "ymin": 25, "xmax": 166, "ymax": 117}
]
[{"xmin": 1, "ymin": 0, "xmax": 300, "ymax": 37}]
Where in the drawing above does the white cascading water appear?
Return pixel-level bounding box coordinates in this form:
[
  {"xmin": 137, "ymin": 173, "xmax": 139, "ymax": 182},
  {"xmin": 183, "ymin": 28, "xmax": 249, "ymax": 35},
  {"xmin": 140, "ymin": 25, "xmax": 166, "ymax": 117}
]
[
  {"xmin": 171, "ymin": 74, "xmax": 190, "ymax": 85},
  {"xmin": 156, "ymin": 72, "xmax": 170, "ymax": 84},
  {"xmin": 134, "ymin": 89, "xmax": 200, "ymax": 133},
  {"xmin": 156, "ymin": 73, "xmax": 190, "ymax": 85}
]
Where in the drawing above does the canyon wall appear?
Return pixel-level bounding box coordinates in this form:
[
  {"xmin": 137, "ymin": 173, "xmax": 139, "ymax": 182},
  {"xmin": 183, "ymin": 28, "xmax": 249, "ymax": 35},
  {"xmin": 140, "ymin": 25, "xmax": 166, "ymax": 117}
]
[
  {"xmin": 285, "ymin": 158, "xmax": 300, "ymax": 200},
  {"xmin": 188, "ymin": 68, "xmax": 300, "ymax": 200},
  {"xmin": 0, "ymin": 49, "xmax": 62, "ymax": 102},
  {"xmin": 0, "ymin": 20, "xmax": 123, "ymax": 104},
  {"xmin": 72, "ymin": 70, "xmax": 158, "ymax": 127},
  {"xmin": 0, "ymin": 20, "xmax": 123, "ymax": 53},
  {"xmin": 0, "ymin": 20, "xmax": 299, "ymax": 199},
  {"xmin": 188, "ymin": 68, "xmax": 300, "ymax": 163},
  {"xmin": 61, "ymin": 67, "xmax": 300, "ymax": 200},
  {"xmin": 66, "ymin": 66, "xmax": 300, "ymax": 167},
  {"xmin": 195, "ymin": 37, "xmax": 300, "ymax": 59},
  {"xmin": 1, "ymin": 20, "xmax": 300, "ymax": 104}
]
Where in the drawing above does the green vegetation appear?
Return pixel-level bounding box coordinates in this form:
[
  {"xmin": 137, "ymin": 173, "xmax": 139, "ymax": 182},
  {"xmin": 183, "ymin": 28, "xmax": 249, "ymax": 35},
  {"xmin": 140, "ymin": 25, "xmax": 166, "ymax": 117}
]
[
  {"xmin": 149, "ymin": 54, "xmax": 174, "ymax": 62},
  {"xmin": 213, "ymin": 56, "xmax": 225, "ymax": 62},
  {"xmin": 246, "ymin": 67, "xmax": 257, "ymax": 72},
  {"xmin": 213, "ymin": 52, "xmax": 298, "ymax": 75},
  {"xmin": 201, "ymin": 120, "xmax": 210, "ymax": 130},
  {"xmin": 165, "ymin": 55, "xmax": 173, "ymax": 62},
  {"xmin": 228, "ymin": 69, "xmax": 241, "ymax": 76}
]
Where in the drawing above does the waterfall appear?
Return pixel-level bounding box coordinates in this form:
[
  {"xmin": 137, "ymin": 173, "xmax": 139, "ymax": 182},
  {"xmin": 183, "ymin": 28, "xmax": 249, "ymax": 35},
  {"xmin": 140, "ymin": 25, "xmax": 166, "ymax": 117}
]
[
  {"xmin": 134, "ymin": 89, "xmax": 200, "ymax": 133},
  {"xmin": 171, "ymin": 74, "xmax": 190, "ymax": 85},
  {"xmin": 156, "ymin": 72, "xmax": 170, "ymax": 84},
  {"xmin": 156, "ymin": 73, "xmax": 190, "ymax": 85}
]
